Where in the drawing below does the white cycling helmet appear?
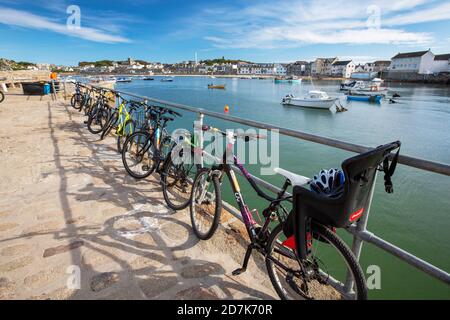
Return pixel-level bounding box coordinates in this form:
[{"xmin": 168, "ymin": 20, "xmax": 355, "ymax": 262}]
[{"xmin": 310, "ymin": 168, "xmax": 345, "ymax": 197}]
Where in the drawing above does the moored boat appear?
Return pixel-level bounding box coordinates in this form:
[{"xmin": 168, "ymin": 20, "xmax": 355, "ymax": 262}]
[
  {"xmin": 275, "ymin": 76, "xmax": 302, "ymax": 84},
  {"xmin": 346, "ymin": 91, "xmax": 382, "ymax": 103},
  {"xmin": 207, "ymin": 84, "xmax": 226, "ymax": 89},
  {"xmin": 116, "ymin": 77, "xmax": 132, "ymax": 83},
  {"xmin": 161, "ymin": 76, "xmax": 174, "ymax": 82},
  {"xmin": 340, "ymin": 78, "xmax": 388, "ymax": 96},
  {"xmin": 281, "ymin": 90, "xmax": 336, "ymax": 110},
  {"xmin": 142, "ymin": 77, "xmax": 154, "ymax": 81}
]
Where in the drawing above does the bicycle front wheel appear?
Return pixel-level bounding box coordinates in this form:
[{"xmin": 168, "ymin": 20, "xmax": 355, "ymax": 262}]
[
  {"xmin": 189, "ymin": 169, "xmax": 221, "ymax": 240},
  {"xmin": 122, "ymin": 131, "xmax": 156, "ymax": 179},
  {"xmin": 87, "ymin": 106, "xmax": 109, "ymax": 134},
  {"xmin": 266, "ymin": 223, "xmax": 367, "ymax": 300},
  {"xmin": 101, "ymin": 111, "xmax": 118, "ymax": 140},
  {"xmin": 70, "ymin": 93, "xmax": 82, "ymax": 110}
]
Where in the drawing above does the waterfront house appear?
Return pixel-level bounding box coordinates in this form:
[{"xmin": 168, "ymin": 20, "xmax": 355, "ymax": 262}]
[
  {"xmin": 251, "ymin": 63, "xmax": 273, "ymax": 75},
  {"xmin": 237, "ymin": 64, "xmax": 253, "ymax": 75},
  {"xmin": 311, "ymin": 57, "xmax": 338, "ymax": 76},
  {"xmin": 432, "ymin": 54, "xmax": 450, "ymax": 74},
  {"xmin": 286, "ymin": 61, "xmax": 310, "ymax": 76},
  {"xmin": 373, "ymin": 61, "xmax": 391, "ymax": 73},
  {"xmin": 389, "ymin": 50, "xmax": 435, "ymax": 75},
  {"xmin": 273, "ymin": 63, "xmax": 287, "ymax": 76},
  {"xmin": 354, "ymin": 64, "xmax": 365, "ymax": 73},
  {"xmin": 331, "ymin": 60, "xmax": 355, "ymax": 78}
]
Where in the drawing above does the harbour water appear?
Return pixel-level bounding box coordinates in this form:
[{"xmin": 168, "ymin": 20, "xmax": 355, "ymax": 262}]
[{"xmin": 116, "ymin": 76, "xmax": 450, "ymax": 299}]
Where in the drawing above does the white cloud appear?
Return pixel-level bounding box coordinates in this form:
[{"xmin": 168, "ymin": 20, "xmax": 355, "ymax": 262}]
[
  {"xmin": 0, "ymin": 7, "xmax": 131, "ymax": 43},
  {"xmin": 384, "ymin": 2, "xmax": 450, "ymax": 26},
  {"xmin": 195, "ymin": 0, "xmax": 447, "ymax": 49}
]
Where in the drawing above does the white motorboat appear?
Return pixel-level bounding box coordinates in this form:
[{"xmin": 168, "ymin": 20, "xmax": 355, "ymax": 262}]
[
  {"xmin": 116, "ymin": 77, "xmax": 132, "ymax": 83},
  {"xmin": 282, "ymin": 90, "xmax": 337, "ymax": 110},
  {"xmin": 340, "ymin": 78, "xmax": 388, "ymax": 96}
]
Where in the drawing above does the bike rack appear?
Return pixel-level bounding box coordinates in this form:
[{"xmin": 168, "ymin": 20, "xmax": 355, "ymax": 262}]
[{"xmin": 85, "ymin": 83, "xmax": 450, "ymax": 296}]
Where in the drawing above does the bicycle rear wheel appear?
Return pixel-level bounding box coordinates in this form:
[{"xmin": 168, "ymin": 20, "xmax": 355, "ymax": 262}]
[
  {"xmin": 189, "ymin": 169, "xmax": 222, "ymax": 240},
  {"xmin": 161, "ymin": 149, "xmax": 199, "ymax": 210},
  {"xmin": 266, "ymin": 223, "xmax": 367, "ymax": 300},
  {"xmin": 70, "ymin": 93, "xmax": 82, "ymax": 110},
  {"xmin": 122, "ymin": 131, "xmax": 156, "ymax": 179}
]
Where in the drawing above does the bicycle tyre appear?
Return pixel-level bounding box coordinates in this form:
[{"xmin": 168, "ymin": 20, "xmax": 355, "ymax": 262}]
[
  {"xmin": 101, "ymin": 111, "xmax": 118, "ymax": 140},
  {"xmin": 0, "ymin": 91, "xmax": 4, "ymax": 103},
  {"xmin": 189, "ymin": 169, "xmax": 222, "ymax": 240},
  {"xmin": 161, "ymin": 151, "xmax": 200, "ymax": 211},
  {"xmin": 87, "ymin": 106, "xmax": 109, "ymax": 134},
  {"xmin": 122, "ymin": 131, "xmax": 156, "ymax": 179},
  {"xmin": 70, "ymin": 93, "xmax": 82, "ymax": 110},
  {"xmin": 266, "ymin": 223, "xmax": 367, "ymax": 300}
]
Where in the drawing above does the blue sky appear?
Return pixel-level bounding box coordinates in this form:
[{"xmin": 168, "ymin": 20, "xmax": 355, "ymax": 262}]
[{"xmin": 1, "ymin": 0, "xmax": 450, "ymax": 65}]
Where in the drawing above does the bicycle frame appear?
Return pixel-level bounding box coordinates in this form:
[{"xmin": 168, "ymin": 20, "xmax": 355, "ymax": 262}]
[{"xmin": 209, "ymin": 131, "xmax": 288, "ymax": 242}]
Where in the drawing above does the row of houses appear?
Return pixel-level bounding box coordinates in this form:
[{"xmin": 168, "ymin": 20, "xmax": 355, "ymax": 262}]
[
  {"xmin": 79, "ymin": 58, "xmax": 165, "ymax": 74},
  {"xmin": 389, "ymin": 50, "xmax": 450, "ymax": 75},
  {"xmin": 73, "ymin": 50, "xmax": 450, "ymax": 79}
]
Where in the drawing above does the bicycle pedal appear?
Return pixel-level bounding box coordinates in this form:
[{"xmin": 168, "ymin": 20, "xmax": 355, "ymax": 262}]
[{"xmin": 232, "ymin": 268, "xmax": 246, "ymax": 276}]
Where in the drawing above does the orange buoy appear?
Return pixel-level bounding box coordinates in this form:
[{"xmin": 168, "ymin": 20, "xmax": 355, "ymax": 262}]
[{"xmin": 224, "ymin": 105, "xmax": 229, "ymax": 113}]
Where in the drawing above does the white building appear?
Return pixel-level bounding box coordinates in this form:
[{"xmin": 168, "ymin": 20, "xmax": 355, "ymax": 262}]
[
  {"xmin": 389, "ymin": 50, "xmax": 435, "ymax": 74},
  {"xmin": 273, "ymin": 63, "xmax": 287, "ymax": 76},
  {"xmin": 237, "ymin": 64, "xmax": 253, "ymax": 75},
  {"xmin": 331, "ymin": 60, "xmax": 355, "ymax": 78},
  {"xmin": 432, "ymin": 54, "xmax": 450, "ymax": 74}
]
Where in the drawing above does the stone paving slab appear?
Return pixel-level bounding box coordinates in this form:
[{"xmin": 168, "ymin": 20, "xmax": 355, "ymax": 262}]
[{"xmin": 0, "ymin": 92, "xmax": 277, "ymax": 300}]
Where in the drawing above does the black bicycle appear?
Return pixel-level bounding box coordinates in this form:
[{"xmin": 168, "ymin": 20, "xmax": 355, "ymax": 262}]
[
  {"xmin": 0, "ymin": 91, "xmax": 4, "ymax": 104},
  {"xmin": 121, "ymin": 106, "xmax": 199, "ymax": 210},
  {"xmin": 70, "ymin": 82, "xmax": 84, "ymax": 110},
  {"xmin": 86, "ymin": 88, "xmax": 112, "ymax": 135}
]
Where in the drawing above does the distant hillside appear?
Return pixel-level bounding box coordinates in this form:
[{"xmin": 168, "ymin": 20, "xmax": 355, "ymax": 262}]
[
  {"xmin": 0, "ymin": 58, "xmax": 36, "ymax": 71},
  {"xmin": 200, "ymin": 57, "xmax": 252, "ymax": 66},
  {"xmin": 79, "ymin": 60, "xmax": 115, "ymax": 67}
]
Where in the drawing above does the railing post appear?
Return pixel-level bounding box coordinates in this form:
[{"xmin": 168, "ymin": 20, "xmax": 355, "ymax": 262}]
[
  {"xmin": 344, "ymin": 171, "xmax": 378, "ymax": 294},
  {"xmin": 195, "ymin": 112, "xmax": 204, "ymax": 168}
]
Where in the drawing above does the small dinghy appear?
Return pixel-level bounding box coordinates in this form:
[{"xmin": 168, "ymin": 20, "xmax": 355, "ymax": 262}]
[{"xmin": 207, "ymin": 84, "xmax": 226, "ymax": 89}]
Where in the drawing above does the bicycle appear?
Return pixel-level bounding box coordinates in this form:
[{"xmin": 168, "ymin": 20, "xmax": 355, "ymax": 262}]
[
  {"xmin": 70, "ymin": 82, "xmax": 84, "ymax": 110},
  {"xmin": 0, "ymin": 91, "xmax": 4, "ymax": 104},
  {"xmin": 121, "ymin": 105, "xmax": 181, "ymax": 179},
  {"xmin": 121, "ymin": 106, "xmax": 200, "ymax": 210},
  {"xmin": 86, "ymin": 88, "xmax": 113, "ymax": 135},
  {"xmin": 189, "ymin": 125, "xmax": 401, "ymax": 300},
  {"xmin": 100, "ymin": 93, "xmax": 143, "ymax": 153}
]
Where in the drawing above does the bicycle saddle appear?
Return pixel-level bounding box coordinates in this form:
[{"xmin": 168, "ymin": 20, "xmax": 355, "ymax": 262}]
[{"xmin": 274, "ymin": 167, "xmax": 310, "ymax": 187}]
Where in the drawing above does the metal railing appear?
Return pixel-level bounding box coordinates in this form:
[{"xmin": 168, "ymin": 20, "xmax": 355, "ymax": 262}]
[{"xmin": 82, "ymin": 83, "xmax": 450, "ymax": 291}]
